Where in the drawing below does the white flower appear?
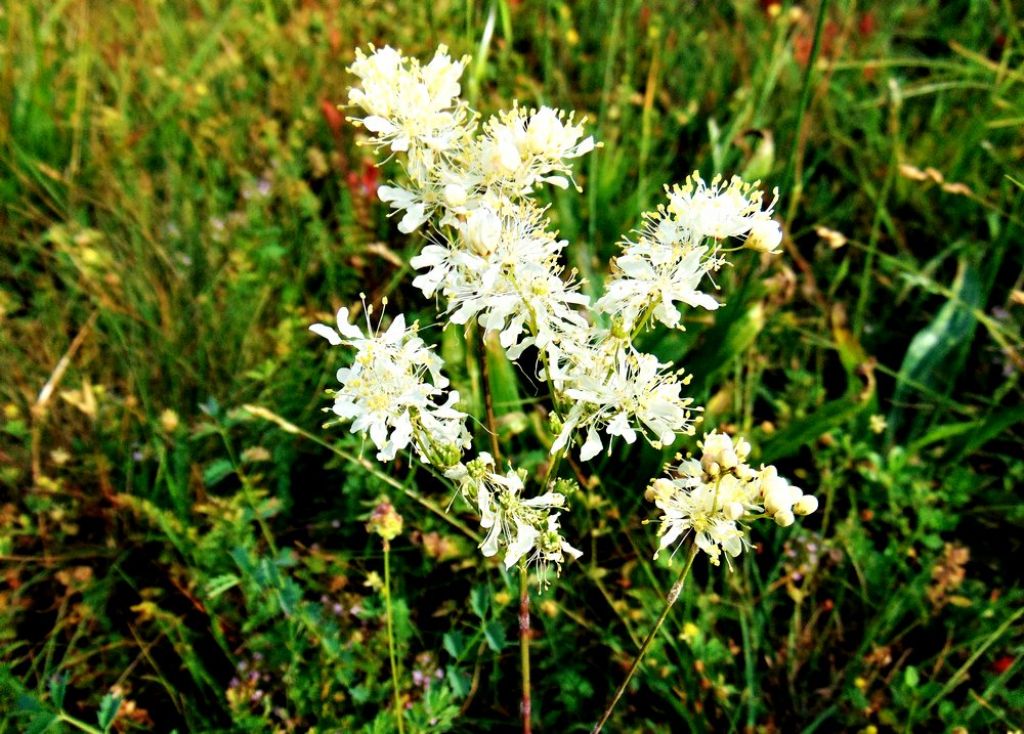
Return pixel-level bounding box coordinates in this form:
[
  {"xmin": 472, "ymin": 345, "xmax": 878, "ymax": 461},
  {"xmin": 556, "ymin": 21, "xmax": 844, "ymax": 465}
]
[
  {"xmin": 472, "ymin": 105, "xmax": 594, "ymax": 195},
  {"xmin": 465, "ymin": 460, "xmax": 580, "ymax": 578},
  {"xmin": 666, "ymin": 172, "xmax": 778, "ymax": 242},
  {"xmin": 653, "ymin": 480, "xmax": 747, "ymax": 566},
  {"xmin": 412, "ymin": 201, "xmax": 590, "ymax": 361},
  {"xmin": 649, "ymin": 432, "xmax": 818, "ymax": 566},
  {"xmin": 597, "ymin": 241, "xmax": 723, "ymax": 330},
  {"xmin": 347, "ymin": 44, "xmax": 471, "ymax": 159},
  {"xmin": 310, "ymin": 304, "xmax": 470, "ymax": 462},
  {"xmin": 553, "ymin": 343, "xmax": 697, "ymax": 460},
  {"xmin": 525, "ymin": 513, "xmax": 583, "ymax": 582}
]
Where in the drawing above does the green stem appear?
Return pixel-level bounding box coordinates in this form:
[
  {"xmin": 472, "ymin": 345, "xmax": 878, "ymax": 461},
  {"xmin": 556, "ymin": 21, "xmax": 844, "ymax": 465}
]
[
  {"xmin": 383, "ymin": 539, "xmax": 405, "ymax": 734},
  {"xmin": 57, "ymin": 713, "xmax": 105, "ymax": 734},
  {"xmin": 242, "ymin": 405, "xmax": 481, "ymax": 543},
  {"xmin": 591, "ymin": 543, "xmax": 699, "ymax": 734},
  {"xmin": 476, "ymin": 326, "xmax": 502, "ymax": 461},
  {"xmin": 519, "ymin": 560, "xmax": 533, "ymax": 734}
]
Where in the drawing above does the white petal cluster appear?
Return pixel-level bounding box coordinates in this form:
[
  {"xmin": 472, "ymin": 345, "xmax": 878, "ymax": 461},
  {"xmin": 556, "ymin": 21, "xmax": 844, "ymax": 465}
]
[
  {"xmin": 649, "ymin": 431, "xmax": 819, "ymax": 566},
  {"xmin": 596, "ymin": 220, "xmax": 724, "ymax": 331},
  {"xmin": 597, "ymin": 172, "xmax": 782, "ymax": 331},
  {"xmin": 450, "ymin": 454, "xmax": 583, "ymax": 581},
  {"xmin": 347, "ymin": 47, "xmax": 595, "ymax": 238},
  {"xmin": 331, "ymin": 47, "xmax": 800, "ymax": 592},
  {"xmin": 412, "ymin": 201, "xmax": 589, "ymax": 360},
  {"xmin": 552, "ymin": 342, "xmax": 698, "ymax": 461},
  {"xmin": 347, "ymin": 44, "xmax": 471, "ymax": 162},
  {"xmin": 310, "ymin": 305, "xmax": 470, "ymax": 462},
  {"xmin": 666, "ymin": 172, "xmax": 779, "ymax": 243},
  {"xmin": 472, "ymin": 105, "xmax": 595, "ymax": 195}
]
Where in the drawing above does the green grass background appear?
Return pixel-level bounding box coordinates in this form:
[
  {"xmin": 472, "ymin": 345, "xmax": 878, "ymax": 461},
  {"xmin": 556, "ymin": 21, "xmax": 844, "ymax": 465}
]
[{"xmin": 1, "ymin": 0, "xmax": 1022, "ymax": 731}]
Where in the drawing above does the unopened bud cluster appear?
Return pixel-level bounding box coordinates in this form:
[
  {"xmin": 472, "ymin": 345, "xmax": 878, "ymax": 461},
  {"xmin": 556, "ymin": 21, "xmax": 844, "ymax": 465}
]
[
  {"xmin": 367, "ymin": 498, "xmax": 404, "ymax": 541},
  {"xmin": 649, "ymin": 431, "xmax": 819, "ymax": 566}
]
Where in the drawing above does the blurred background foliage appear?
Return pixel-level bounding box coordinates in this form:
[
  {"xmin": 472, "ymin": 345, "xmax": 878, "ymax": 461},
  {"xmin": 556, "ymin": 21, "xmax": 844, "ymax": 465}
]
[{"xmin": 1, "ymin": 0, "xmax": 1022, "ymax": 731}]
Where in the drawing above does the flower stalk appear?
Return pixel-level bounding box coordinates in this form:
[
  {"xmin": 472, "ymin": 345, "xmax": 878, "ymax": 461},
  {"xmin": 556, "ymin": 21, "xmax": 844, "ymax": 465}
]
[
  {"xmin": 591, "ymin": 543, "xmax": 699, "ymax": 734},
  {"xmin": 383, "ymin": 537, "xmax": 406, "ymax": 734},
  {"xmin": 519, "ymin": 559, "xmax": 532, "ymax": 734}
]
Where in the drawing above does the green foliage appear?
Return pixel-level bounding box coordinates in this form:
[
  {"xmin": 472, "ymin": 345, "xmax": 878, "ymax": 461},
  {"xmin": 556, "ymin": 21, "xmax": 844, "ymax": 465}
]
[{"xmin": 2, "ymin": 0, "xmax": 1022, "ymax": 732}]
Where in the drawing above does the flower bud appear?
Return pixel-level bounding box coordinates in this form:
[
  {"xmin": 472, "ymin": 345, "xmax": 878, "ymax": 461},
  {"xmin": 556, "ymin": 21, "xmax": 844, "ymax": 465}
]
[
  {"xmin": 443, "ymin": 183, "xmax": 467, "ymax": 207},
  {"xmin": 434, "ymin": 442, "xmax": 464, "ymax": 471},
  {"xmin": 764, "ymin": 483, "xmax": 802, "ymax": 517},
  {"xmin": 773, "ymin": 509, "xmax": 795, "ymax": 527},
  {"xmin": 745, "ymin": 219, "xmax": 783, "ymax": 254},
  {"xmin": 793, "ymin": 495, "xmax": 819, "ymax": 516},
  {"xmin": 462, "ymin": 207, "xmax": 501, "ymax": 256},
  {"xmin": 367, "ymin": 498, "xmax": 404, "ymax": 541},
  {"xmin": 525, "ymin": 107, "xmax": 564, "ymax": 154},
  {"xmin": 701, "ymin": 432, "xmax": 738, "ymax": 475},
  {"xmin": 647, "ymin": 478, "xmax": 676, "ymax": 503}
]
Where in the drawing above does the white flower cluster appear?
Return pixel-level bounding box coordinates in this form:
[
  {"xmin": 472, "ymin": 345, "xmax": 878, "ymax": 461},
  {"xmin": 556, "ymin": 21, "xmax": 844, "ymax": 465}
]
[
  {"xmin": 346, "ymin": 45, "xmax": 758, "ymax": 463},
  {"xmin": 551, "ymin": 342, "xmax": 697, "ymax": 460},
  {"xmin": 448, "ymin": 454, "xmax": 582, "ymax": 582},
  {"xmin": 648, "ymin": 431, "xmax": 818, "ymax": 566},
  {"xmin": 310, "ymin": 303, "xmax": 470, "ymax": 463},
  {"xmin": 596, "ymin": 173, "xmax": 781, "ymax": 332},
  {"xmin": 347, "ymin": 45, "xmax": 593, "ymax": 236},
  {"xmin": 313, "ymin": 45, "xmax": 796, "ymax": 580}
]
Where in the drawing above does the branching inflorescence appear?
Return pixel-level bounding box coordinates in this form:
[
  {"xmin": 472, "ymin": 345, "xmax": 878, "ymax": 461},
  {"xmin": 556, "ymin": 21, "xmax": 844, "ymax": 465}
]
[{"xmin": 309, "ymin": 42, "xmax": 819, "ymax": 730}]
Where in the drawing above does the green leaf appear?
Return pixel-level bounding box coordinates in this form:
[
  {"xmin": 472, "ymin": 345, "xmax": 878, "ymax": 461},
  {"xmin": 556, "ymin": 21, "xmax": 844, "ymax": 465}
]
[
  {"xmin": 483, "ymin": 620, "xmax": 506, "ymax": 652},
  {"xmin": 97, "ymin": 693, "xmax": 121, "ymax": 731},
  {"xmin": 202, "ymin": 458, "xmax": 234, "ymax": 487},
  {"xmin": 25, "ymin": 712, "xmax": 59, "ymax": 734},
  {"xmin": 958, "ymin": 405, "xmax": 1024, "ymax": 458},
  {"xmin": 470, "ymin": 585, "xmax": 489, "ymax": 620},
  {"xmin": 48, "ymin": 673, "xmax": 66, "ymax": 709},
  {"xmin": 889, "ymin": 259, "xmax": 981, "ymax": 438},
  {"xmin": 204, "ymin": 574, "xmax": 240, "ymax": 599},
  {"xmin": 686, "ymin": 302, "xmax": 765, "ymax": 396},
  {"xmin": 446, "ymin": 667, "xmax": 472, "ymax": 699},
  {"xmin": 442, "ymin": 631, "xmax": 465, "ymax": 659}
]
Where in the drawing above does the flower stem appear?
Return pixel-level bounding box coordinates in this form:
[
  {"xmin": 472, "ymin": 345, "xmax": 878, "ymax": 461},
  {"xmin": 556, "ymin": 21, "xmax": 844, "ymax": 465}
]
[
  {"xmin": 383, "ymin": 538, "xmax": 405, "ymax": 734},
  {"xmin": 476, "ymin": 326, "xmax": 502, "ymax": 461},
  {"xmin": 519, "ymin": 559, "xmax": 533, "ymax": 734},
  {"xmin": 57, "ymin": 713, "xmax": 105, "ymax": 734},
  {"xmin": 591, "ymin": 543, "xmax": 699, "ymax": 734}
]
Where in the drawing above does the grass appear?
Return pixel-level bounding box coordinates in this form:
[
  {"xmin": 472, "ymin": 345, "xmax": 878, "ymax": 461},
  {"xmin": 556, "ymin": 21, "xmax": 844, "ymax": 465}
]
[{"xmin": 2, "ymin": 0, "xmax": 1023, "ymax": 731}]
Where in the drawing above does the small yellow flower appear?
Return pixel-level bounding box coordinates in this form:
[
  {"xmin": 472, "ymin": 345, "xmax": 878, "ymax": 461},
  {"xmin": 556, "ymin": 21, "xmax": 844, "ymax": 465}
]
[
  {"xmin": 363, "ymin": 572, "xmax": 384, "ymax": 592},
  {"xmin": 159, "ymin": 408, "xmax": 180, "ymax": 433},
  {"xmin": 681, "ymin": 622, "xmax": 700, "ymax": 643},
  {"xmin": 869, "ymin": 414, "xmax": 887, "ymax": 434}
]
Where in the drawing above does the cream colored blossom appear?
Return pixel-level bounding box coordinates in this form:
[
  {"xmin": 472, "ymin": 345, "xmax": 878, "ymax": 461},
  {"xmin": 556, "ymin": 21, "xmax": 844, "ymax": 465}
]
[
  {"xmin": 310, "ymin": 304, "xmax": 470, "ymax": 462},
  {"xmin": 650, "ymin": 431, "xmax": 818, "ymax": 566}
]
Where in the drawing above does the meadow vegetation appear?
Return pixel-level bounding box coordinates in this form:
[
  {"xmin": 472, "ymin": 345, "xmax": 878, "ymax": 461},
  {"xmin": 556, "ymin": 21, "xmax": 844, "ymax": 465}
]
[{"xmin": 1, "ymin": 1, "xmax": 1022, "ymax": 732}]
